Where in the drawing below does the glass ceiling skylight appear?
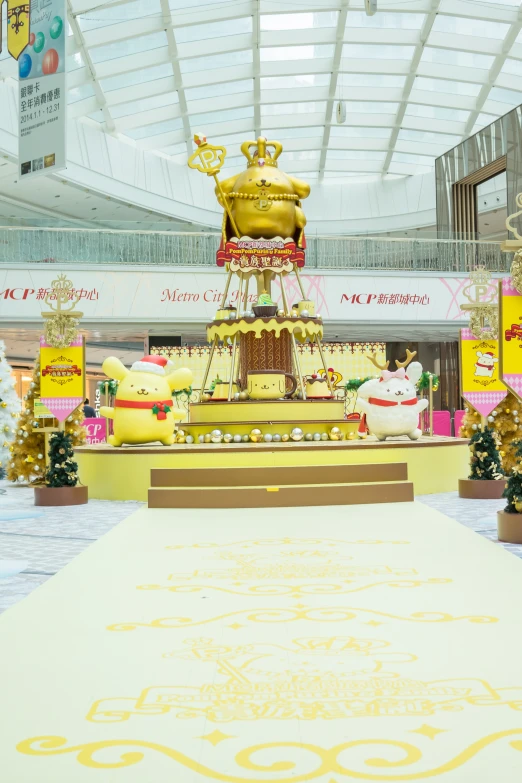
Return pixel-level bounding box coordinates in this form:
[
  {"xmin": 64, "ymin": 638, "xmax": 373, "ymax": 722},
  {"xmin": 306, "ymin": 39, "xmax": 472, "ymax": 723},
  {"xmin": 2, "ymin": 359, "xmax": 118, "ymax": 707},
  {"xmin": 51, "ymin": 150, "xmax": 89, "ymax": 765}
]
[{"xmin": 2, "ymin": 0, "xmax": 522, "ymax": 182}]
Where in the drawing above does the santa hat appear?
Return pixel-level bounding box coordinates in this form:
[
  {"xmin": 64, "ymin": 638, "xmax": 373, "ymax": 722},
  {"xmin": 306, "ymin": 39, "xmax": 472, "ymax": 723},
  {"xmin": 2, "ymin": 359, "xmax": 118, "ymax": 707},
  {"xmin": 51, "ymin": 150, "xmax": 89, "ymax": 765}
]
[
  {"xmin": 484, "ymin": 351, "xmax": 494, "ymax": 356},
  {"xmin": 131, "ymin": 355, "xmax": 174, "ymax": 376}
]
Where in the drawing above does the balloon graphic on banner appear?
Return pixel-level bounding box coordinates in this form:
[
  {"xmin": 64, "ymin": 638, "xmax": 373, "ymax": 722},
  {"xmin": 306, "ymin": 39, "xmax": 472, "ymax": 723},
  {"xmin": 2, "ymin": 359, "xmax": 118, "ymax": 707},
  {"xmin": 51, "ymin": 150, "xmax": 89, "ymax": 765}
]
[
  {"xmin": 19, "ymin": 53, "xmax": 32, "ymax": 79},
  {"xmin": 29, "ymin": 33, "xmax": 35, "ymax": 46},
  {"xmin": 460, "ymin": 329, "xmax": 507, "ymax": 416},
  {"xmin": 42, "ymin": 49, "xmax": 59, "ymax": 75},
  {"xmin": 33, "ymin": 32, "xmax": 45, "ymax": 54},
  {"xmin": 50, "ymin": 16, "xmax": 63, "ymax": 40}
]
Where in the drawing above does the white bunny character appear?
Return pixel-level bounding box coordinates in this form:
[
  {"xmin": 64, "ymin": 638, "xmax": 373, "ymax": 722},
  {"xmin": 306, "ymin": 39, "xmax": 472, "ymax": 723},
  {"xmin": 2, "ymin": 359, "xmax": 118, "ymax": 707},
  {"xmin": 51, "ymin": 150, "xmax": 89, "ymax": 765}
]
[{"xmin": 356, "ymin": 350, "xmax": 428, "ymax": 441}]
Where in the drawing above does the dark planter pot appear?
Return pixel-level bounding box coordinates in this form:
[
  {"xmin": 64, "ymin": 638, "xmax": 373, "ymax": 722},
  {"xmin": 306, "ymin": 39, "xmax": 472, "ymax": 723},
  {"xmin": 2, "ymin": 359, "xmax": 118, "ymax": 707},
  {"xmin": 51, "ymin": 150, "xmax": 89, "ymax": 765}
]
[
  {"xmin": 458, "ymin": 478, "xmax": 506, "ymax": 499},
  {"xmin": 34, "ymin": 485, "xmax": 88, "ymax": 506},
  {"xmin": 498, "ymin": 510, "xmax": 522, "ymax": 544}
]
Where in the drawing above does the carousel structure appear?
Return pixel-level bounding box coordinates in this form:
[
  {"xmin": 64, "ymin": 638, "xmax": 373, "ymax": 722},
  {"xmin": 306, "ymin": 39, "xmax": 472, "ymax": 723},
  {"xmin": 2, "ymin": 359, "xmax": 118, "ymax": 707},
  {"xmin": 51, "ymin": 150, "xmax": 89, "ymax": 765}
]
[
  {"xmin": 74, "ymin": 134, "xmax": 469, "ymax": 506},
  {"xmin": 181, "ymin": 133, "xmax": 354, "ymax": 443}
]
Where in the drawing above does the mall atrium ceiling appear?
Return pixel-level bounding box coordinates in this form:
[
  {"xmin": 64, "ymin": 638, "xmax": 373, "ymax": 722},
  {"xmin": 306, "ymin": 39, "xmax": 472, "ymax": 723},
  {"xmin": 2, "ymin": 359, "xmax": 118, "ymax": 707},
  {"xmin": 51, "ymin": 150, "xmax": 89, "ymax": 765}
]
[{"xmin": 2, "ymin": 0, "xmax": 522, "ymax": 184}]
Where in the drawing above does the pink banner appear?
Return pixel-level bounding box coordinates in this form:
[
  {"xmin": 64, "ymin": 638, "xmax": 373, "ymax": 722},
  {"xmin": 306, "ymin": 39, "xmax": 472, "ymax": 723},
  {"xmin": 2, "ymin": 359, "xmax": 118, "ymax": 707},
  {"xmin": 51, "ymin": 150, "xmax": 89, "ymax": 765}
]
[
  {"xmin": 40, "ymin": 396, "xmax": 83, "ymax": 422},
  {"xmin": 83, "ymin": 417, "xmax": 106, "ymax": 445}
]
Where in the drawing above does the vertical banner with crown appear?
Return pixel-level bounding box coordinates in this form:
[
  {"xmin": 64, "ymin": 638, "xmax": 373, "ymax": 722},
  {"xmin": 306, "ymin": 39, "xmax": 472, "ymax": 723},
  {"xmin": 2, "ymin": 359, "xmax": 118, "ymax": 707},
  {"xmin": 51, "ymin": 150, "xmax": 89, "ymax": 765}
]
[
  {"xmin": 499, "ymin": 277, "xmax": 522, "ymax": 402},
  {"xmin": 459, "ymin": 267, "xmax": 507, "ymax": 416},
  {"xmin": 500, "ymin": 194, "xmax": 522, "ymax": 402},
  {"xmin": 0, "ymin": 1, "xmax": 31, "ymax": 60},
  {"xmin": 39, "ymin": 274, "xmax": 85, "ymax": 421},
  {"xmin": 460, "ymin": 329, "xmax": 507, "ymax": 417}
]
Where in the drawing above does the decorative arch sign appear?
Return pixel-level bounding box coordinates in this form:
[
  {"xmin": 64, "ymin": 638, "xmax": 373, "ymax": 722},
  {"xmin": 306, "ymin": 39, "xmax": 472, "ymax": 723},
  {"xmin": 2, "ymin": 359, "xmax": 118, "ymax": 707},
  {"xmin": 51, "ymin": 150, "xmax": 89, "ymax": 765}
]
[{"xmin": 460, "ymin": 329, "xmax": 507, "ymax": 416}]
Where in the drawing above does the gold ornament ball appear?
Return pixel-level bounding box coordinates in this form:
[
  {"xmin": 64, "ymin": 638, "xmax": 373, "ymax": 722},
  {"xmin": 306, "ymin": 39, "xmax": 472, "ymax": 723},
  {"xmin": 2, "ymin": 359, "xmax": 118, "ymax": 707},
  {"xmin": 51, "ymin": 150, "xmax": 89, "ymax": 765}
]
[
  {"xmin": 282, "ymin": 433, "xmax": 290, "ymax": 442},
  {"xmin": 223, "ymin": 433, "xmax": 233, "ymax": 443},
  {"xmin": 242, "ymin": 434, "xmax": 250, "ymax": 443},
  {"xmin": 516, "ymin": 500, "xmax": 522, "ymax": 513},
  {"xmin": 239, "ymin": 391, "xmax": 249, "ymax": 401},
  {"xmin": 290, "ymin": 427, "xmax": 304, "ymax": 442},
  {"xmin": 321, "ymin": 433, "xmax": 329, "ymax": 441},
  {"xmin": 329, "ymin": 427, "xmax": 342, "ymax": 441},
  {"xmin": 359, "ymin": 432, "xmax": 368, "ymax": 440},
  {"xmin": 277, "ymin": 309, "xmax": 285, "ymax": 317},
  {"xmin": 177, "ymin": 436, "xmax": 186, "ymax": 443},
  {"xmin": 204, "ymin": 433, "xmax": 212, "ymax": 443},
  {"xmin": 250, "ymin": 428, "xmax": 262, "ymax": 439},
  {"xmin": 201, "ymin": 393, "xmax": 211, "ymax": 402},
  {"xmin": 348, "ymin": 432, "xmax": 356, "ymax": 440},
  {"xmin": 177, "ymin": 429, "xmax": 185, "ymax": 439},
  {"xmin": 210, "ymin": 429, "xmax": 223, "ymax": 443}
]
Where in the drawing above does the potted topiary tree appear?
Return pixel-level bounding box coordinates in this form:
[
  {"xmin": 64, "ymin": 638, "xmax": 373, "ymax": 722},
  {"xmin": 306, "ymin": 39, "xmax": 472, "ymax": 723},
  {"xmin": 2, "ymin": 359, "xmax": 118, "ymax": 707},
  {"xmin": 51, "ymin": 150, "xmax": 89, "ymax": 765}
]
[
  {"xmin": 498, "ymin": 440, "xmax": 522, "ymax": 543},
  {"xmin": 34, "ymin": 431, "xmax": 88, "ymax": 506},
  {"xmin": 458, "ymin": 426, "xmax": 506, "ymax": 499}
]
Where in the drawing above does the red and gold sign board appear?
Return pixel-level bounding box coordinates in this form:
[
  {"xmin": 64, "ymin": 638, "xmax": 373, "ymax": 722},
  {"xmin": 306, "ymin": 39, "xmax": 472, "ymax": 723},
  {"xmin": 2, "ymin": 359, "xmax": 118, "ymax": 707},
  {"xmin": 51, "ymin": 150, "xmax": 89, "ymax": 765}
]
[
  {"xmin": 499, "ymin": 278, "xmax": 522, "ymax": 402},
  {"xmin": 460, "ymin": 329, "xmax": 507, "ymax": 416},
  {"xmin": 0, "ymin": 1, "xmax": 30, "ymax": 60},
  {"xmin": 39, "ymin": 335, "xmax": 85, "ymax": 421},
  {"xmin": 216, "ymin": 236, "xmax": 305, "ymax": 272}
]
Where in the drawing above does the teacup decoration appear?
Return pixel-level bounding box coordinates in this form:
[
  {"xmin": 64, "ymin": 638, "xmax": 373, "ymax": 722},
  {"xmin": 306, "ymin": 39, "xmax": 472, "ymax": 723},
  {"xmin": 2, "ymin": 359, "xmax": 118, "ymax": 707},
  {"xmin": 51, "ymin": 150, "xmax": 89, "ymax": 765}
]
[
  {"xmin": 298, "ymin": 299, "xmax": 315, "ymax": 316},
  {"xmin": 247, "ymin": 370, "xmax": 297, "ymax": 400}
]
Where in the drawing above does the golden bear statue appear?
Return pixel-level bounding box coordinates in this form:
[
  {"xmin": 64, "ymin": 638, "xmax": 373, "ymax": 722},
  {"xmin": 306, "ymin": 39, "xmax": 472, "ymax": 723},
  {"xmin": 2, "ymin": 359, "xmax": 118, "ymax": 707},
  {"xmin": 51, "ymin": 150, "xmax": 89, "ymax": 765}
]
[
  {"xmin": 217, "ymin": 137, "xmax": 310, "ymax": 246},
  {"xmin": 100, "ymin": 355, "xmax": 192, "ymax": 447}
]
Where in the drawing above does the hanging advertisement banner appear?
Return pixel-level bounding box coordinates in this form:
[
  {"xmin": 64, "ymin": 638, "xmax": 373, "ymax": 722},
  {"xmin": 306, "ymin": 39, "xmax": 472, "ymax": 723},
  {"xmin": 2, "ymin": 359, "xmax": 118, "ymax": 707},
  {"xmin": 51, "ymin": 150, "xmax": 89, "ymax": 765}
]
[
  {"xmin": 18, "ymin": 0, "xmax": 66, "ymax": 179},
  {"xmin": 499, "ymin": 277, "xmax": 522, "ymax": 402},
  {"xmin": 460, "ymin": 329, "xmax": 507, "ymax": 417},
  {"xmin": 39, "ymin": 335, "xmax": 85, "ymax": 421},
  {"xmin": 0, "ymin": 1, "xmax": 31, "ymax": 60}
]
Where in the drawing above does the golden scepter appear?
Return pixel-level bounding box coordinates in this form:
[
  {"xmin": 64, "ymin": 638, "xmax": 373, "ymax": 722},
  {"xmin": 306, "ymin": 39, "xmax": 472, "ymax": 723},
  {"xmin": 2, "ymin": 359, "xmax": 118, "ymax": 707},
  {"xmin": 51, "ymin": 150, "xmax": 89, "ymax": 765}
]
[{"xmin": 188, "ymin": 133, "xmax": 240, "ymax": 238}]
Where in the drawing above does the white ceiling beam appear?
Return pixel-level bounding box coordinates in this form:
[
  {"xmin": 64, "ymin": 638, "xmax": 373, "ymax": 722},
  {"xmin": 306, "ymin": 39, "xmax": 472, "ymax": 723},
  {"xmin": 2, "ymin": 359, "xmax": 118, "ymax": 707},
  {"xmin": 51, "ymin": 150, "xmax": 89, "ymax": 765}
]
[
  {"xmin": 261, "ymin": 59, "xmax": 334, "ymax": 78},
  {"xmin": 382, "ymin": 0, "xmax": 441, "ymax": 175},
  {"xmin": 105, "ymin": 77, "xmax": 177, "ymax": 107},
  {"xmin": 183, "ymin": 64, "xmax": 255, "ymax": 89},
  {"xmin": 438, "ymin": 0, "xmax": 518, "ymax": 25},
  {"xmin": 159, "ymin": 0, "xmax": 192, "ymax": 159},
  {"xmin": 177, "ymin": 34, "xmax": 253, "ymax": 61},
  {"xmin": 408, "ymin": 89, "xmax": 477, "ymax": 111},
  {"xmin": 417, "ymin": 61, "xmax": 489, "ymax": 85},
  {"xmin": 96, "ymin": 47, "xmax": 170, "ymax": 80},
  {"xmin": 117, "ymin": 103, "xmax": 182, "ymax": 132},
  {"xmin": 343, "ymin": 29, "xmax": 419, "ymax": 45},
  {"xmin": 83, "ymin": 16, "xmax": 164, "ymax": 49},
  {"xmin": 260, "ymin": 28, "xmax": 336, "ymax": 47},
  {"xmin": 67, "ymin": 0, "xmax": 115, "ymax": 131},
  {"xmin": 339, "ymin": 58, "xmax": 410, "ymax": 75},
  {"xmin": 253, "ymin": 0, "xmax": 261, "ymax": 136},
  {"xmin": 428, "ymin": 31, "xmax": 501, "ymax": 57},
  {"xmin": 319, "ymin": 0, "xmax": 349, "ymax": 182},
  {"xmin": 463, "ymin": 6, "xmax": 522, "ymax": 138}
]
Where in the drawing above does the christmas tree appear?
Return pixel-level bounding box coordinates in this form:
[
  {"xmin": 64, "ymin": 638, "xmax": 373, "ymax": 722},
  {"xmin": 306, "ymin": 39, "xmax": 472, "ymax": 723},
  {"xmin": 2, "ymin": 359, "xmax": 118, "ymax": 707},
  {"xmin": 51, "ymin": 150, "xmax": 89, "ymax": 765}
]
[
  {"xmin": 6, "ymin": 354, "xmax": 86, "ymax": 484},
  {"xmin": 45, "ymin": 432, "xmax": 79, "ymax": 487},
  {"xmin": 460, "ymin": 392, "xmax": 522, "ymax": 474},
  {"xmin": 503, "ymin": 440, "xmax": 522, "ymax": 513},
  {"xmin": 468, "ymin": 426, "xmax": 504, "ymax": 481},
  {"xmin": 0, "ymin": 340, "xmax": 20, "ymax": 479}
]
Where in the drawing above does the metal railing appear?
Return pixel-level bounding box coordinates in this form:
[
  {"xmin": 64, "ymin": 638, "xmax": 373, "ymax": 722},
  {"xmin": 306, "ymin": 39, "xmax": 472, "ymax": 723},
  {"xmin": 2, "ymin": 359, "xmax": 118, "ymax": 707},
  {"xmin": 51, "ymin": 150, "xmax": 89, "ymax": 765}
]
[{"xmin": 0, "ymin": 227, "xmax": 510, "ymax": 273}]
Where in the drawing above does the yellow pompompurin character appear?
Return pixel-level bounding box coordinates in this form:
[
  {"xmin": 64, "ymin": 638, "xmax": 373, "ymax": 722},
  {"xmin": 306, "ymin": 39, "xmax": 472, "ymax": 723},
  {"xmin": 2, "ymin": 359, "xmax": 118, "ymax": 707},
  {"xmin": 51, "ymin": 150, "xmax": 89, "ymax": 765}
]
[
  {"xmin": 100, "ymin": 355, "xmax": 193, "ymax": 447},
  {"xmin": 217, "ymin": 137, "xmax": 310, "ymax": 245}
]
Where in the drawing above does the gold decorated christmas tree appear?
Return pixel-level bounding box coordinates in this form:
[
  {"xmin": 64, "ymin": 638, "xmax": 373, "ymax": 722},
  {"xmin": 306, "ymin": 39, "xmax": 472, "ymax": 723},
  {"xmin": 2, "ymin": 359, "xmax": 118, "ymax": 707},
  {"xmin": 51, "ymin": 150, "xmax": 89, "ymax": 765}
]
[{"xmin": 7, "ymin": 355, "xmax": 86, "ymax": 484}]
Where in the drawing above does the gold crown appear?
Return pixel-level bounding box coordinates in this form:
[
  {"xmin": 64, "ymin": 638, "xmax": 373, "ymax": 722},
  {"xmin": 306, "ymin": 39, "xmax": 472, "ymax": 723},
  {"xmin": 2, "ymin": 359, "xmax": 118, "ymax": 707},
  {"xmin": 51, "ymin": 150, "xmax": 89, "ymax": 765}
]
[{"xmin": 240, "ymin": 136, "xmax": 283, "ymax": 168}]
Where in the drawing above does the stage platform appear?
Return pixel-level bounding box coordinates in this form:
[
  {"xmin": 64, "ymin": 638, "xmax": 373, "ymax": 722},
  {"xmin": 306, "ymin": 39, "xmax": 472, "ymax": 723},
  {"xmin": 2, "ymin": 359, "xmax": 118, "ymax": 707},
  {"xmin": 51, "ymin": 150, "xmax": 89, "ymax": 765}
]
[{"xmin": 75, "ymin": 436, "xmax": 468, "ymax": 502}]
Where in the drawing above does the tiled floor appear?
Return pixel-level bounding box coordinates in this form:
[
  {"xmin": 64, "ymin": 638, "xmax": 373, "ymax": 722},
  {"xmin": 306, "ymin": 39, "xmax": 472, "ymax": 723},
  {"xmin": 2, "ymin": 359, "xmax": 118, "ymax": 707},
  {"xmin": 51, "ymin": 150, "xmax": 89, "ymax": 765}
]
[
  {"xmin": 0, "ymin": 480, "xmax": 142, "ymax": 613},
  {"xmin": 0, "ymin": 480, "xmax": 519, "ymax": 614}
]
